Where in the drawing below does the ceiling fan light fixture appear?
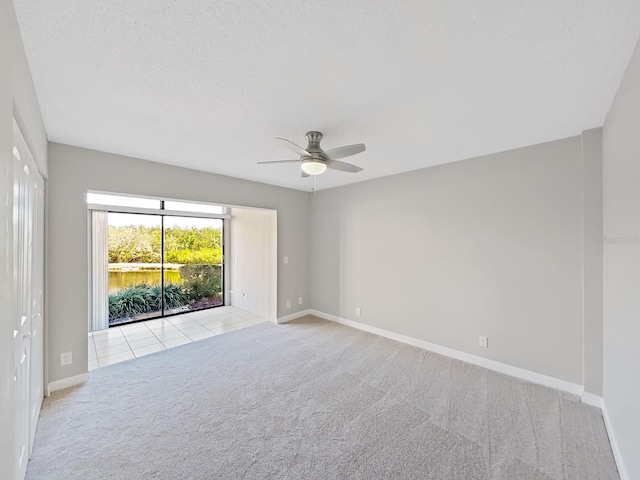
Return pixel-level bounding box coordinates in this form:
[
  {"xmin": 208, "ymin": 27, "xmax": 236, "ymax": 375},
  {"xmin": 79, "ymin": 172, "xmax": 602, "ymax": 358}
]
[
  {"xmin": 301, "ymin": 158, "xmax": 327, "ymax": 176},
  {"xmin": 260, "ymin": 132, "xmax": 365, "ymax": 178}
]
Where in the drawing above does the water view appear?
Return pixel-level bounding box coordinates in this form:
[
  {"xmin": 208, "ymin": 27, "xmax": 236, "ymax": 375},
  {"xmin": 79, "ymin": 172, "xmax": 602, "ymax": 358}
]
[
  {"xmin": 107, "ymin": 213, "xmax": 224, "ymax": 326},
  {"xmin": 108, "ymin": 270, "xmax": 182, "ymax": 294}
]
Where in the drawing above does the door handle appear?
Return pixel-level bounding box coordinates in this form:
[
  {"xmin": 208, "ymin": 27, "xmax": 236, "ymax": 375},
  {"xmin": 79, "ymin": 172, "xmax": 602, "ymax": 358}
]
[{"xmin": 23, "ymin": 332, "xmax": 31, "ymax": 339}]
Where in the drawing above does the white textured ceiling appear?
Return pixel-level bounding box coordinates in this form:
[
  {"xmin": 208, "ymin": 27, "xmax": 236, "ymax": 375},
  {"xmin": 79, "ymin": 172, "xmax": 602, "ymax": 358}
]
[{"xmin": 14, "ymin": 1, "xmax": 640, "ymax": 191}]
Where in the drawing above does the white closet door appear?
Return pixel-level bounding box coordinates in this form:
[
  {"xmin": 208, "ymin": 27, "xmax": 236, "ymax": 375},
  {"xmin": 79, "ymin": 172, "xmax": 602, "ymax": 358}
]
[
  {"xmin": 12, "ymin": 118, "xmax": 45, "ymax": 479},
  {"xmin": 29, "ymin": 169, "xmax": 44, "ymax": 453},
  {"xmin": 12, "ymin": 125, "xmax": 32, "ymax": 480}
]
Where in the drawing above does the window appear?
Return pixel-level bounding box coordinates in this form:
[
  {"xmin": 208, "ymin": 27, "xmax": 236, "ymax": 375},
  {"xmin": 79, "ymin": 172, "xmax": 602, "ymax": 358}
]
[
  {"xmin": 164, "ymin": 200, "xmax": 226, "ymax": 215},
  {"xmin": 86, "ymin": 193, "xmax": 228, "ymax": 216},
  {"xmin": 87, "ymin": 193, "xmax": 160, "ymax": 209}
]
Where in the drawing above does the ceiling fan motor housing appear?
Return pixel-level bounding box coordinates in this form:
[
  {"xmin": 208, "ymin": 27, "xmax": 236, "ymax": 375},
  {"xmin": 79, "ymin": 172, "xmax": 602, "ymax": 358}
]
[{"xmin": 305, "ymin": 131, "xmax": 328, "ymax": 160}]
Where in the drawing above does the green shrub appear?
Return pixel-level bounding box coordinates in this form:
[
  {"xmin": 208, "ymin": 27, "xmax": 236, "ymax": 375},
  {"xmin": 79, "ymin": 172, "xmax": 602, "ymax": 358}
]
[
  {"xmin": 179, "ymin": 264, "xmax": 222, "ymax": 301},
  {"xmin": 108, "ymin": 284, "xmax": 153, "ymax": 320},
  {"xmin": 148, "ymin": 283, "xmax": 189, "ymax": 310},
  {"xmin": 108, "ymin": 283, "xmax": 189, "ymax": 321},
  {"xmin": 108, "ymin": 266, "xmax": 221, "ymax": 321}
]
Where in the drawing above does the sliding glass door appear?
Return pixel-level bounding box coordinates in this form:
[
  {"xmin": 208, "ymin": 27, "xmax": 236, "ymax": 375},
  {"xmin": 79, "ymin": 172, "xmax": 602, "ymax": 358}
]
[
  {"xmin": 105, "ymin": 212, "xmax": 224, "ymax": 327},
  {"xmin": 163, "ymin": 216, "xmax": 224, "ymax": 316},
  {"xmin": 107, "ymin": 213, "xmax": 163, "ymax": 325}
]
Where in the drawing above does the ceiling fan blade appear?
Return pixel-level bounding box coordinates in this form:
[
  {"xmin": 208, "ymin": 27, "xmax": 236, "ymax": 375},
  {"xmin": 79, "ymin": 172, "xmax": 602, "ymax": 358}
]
[
  {"xmin": 327, "ymin": 160, "xmax": 363, "ymax": 173},
  {"xmin": 257, "ymin": 159, "xmax": 299, "ymax": 165},
  {"xmin": 275, "ymin": 137, "xmax": 310, "ymax": 157},
  {"xmin": 324, "ymin": 143, "xmax": 365, "ymax": 160}
]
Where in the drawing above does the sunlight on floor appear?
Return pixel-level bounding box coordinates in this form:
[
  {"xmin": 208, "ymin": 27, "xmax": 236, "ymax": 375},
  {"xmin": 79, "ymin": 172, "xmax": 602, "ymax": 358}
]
[{"xmin": 89, "ymin": 306, "xmax": 266, "ymax": 370}]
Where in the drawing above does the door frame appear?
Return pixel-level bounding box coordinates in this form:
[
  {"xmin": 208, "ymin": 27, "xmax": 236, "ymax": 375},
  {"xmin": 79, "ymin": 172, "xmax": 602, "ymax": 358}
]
[{"xmin": 88, "ymin": 198, "xmax": 230, "ymax": 330}]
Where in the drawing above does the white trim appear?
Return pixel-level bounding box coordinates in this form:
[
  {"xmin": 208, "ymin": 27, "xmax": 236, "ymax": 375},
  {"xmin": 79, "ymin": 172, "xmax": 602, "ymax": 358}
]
[
  {"xmin": 581, "ymin": 391, "xmax": 604, "ymax": 409},
  {"xmin": 87, "ymin": 204, "xmax": 231, "ymax": 220},
  {"xmin": 602, "ymin": 402, "xmax": 628, "ymax": 480},
  {"xmin": 46, "ymin": 373, "xmax": 88, "ymax": 396},
  {"xmin": 277, "ymin": 309, "xmax": 312, "ymax": 324},
  {"xmin": 309, "ymin": 309, "xmax": 584, "ymax": 396}
]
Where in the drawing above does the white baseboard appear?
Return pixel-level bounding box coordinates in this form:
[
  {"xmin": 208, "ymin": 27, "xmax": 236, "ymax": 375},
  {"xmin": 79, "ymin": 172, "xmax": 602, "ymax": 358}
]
[
  {"xmin": 601, "ymin": 402, "xmax": 628, "ymax": 480},
  {"xmin": 277, "ymin": 309, "xmax": 312, "ymax": 324},
  {"xmin": 309, "ymin": 309, "xmax": 584, "ymax": 396},
  {"xmin": 47, "ymin": 373, "xmax": 88, "ymax": 396},
  {"xmin": 581, "ymin": 391, "xmax": 604, "ymax": 409}
]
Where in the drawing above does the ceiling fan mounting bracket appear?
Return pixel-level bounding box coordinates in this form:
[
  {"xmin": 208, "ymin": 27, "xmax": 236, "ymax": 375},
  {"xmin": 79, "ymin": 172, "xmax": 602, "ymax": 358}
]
[
  {"xmin": 304, "ymin": 131, "xmax": 327, "ymax": 160},
  {"xmin": 305, "ymin": 131, "xmax": 323, "ymax": 145}
]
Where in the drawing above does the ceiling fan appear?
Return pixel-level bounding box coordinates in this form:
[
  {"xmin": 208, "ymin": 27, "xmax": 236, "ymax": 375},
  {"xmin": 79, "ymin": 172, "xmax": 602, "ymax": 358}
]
[{"xmin": 258, "ymin": 131, "xmax": 365, "ymax": 177}]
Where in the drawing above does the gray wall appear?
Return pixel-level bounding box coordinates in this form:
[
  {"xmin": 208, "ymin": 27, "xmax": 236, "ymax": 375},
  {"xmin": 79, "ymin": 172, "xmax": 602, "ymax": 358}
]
[
  {"xmin": 581, "ymin": 129, "xmax": 604, "ymax": 396},
  {"xmin": 311, "ymin": 135, "xmax": 597, "ymax": 385},
  {"xmin": 0, "ymin": 0, "xmax": 48, "ymax": 475},
  {"xmin": 47, "ymin": 143, "xmax": 310, "ymax": 383},
  {"xmin": 603, "ymin": 37, "xmax": 640, "ymax": 480}
]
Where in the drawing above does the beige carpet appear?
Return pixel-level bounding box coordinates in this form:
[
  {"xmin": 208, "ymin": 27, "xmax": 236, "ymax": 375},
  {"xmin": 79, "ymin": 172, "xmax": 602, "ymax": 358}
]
[{"xmin": 27, "ymin": 316, "xmax": 618, "ymax": 479}]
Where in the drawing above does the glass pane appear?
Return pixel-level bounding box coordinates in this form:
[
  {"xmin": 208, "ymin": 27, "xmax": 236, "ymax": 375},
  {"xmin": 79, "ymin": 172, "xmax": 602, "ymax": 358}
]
[
  {"xmin": 107, "ymin": 213, "xmax": 163, "ymax": 326},
  {"xmin": 164, "ymin": 200, "xmax": 226, "ymax": 215},
  {"xmin": 88, "ymin": 192, "xmax": 161, "ymax": 209},
  {"xmin": 163, "ymin": 216, "xmax": 223, "ymax": 315}
]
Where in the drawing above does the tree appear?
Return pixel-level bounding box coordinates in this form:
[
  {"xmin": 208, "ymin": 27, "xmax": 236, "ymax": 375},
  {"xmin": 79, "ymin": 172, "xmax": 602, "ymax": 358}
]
[
  {"xmin": 108, "ymin": 225, "xmax": 222, "ymax": 264},
  {"xmin": 108, "ymin": 225, "xmax": 161, "ymax": 263}
]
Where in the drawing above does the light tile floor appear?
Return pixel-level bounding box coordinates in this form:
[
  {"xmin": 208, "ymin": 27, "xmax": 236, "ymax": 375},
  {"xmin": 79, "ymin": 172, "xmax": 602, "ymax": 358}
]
[{"xmin": 89, "ymin": 306, "xmax": 267, "ymax": 370}]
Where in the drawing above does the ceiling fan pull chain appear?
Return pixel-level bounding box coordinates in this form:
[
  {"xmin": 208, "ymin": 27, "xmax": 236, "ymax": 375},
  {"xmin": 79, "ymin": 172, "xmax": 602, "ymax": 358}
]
[{"xmin": 313, "ymin": 176, "xmax": 317, "ymax": 203}]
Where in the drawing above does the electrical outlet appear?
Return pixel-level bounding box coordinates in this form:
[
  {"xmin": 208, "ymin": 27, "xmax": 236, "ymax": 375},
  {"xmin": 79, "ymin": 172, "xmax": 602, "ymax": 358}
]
[
  {"xmin": 298, "ymin": 297, "xmax": 303, "ymax": 305},
  {"xmin": 355, "ymin": 307, "xmax": 361, "ymax": 316},
  {"xmin": 479, "ymin": 336, "xmax": 488, "ymax": 348},
  {"xmin": 60, "ymin": 351, "xmax": 73, "ymax": 366},
  {"xmin": 286, "ymin": 300, "xmax": 291, "ymax": 309}
]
